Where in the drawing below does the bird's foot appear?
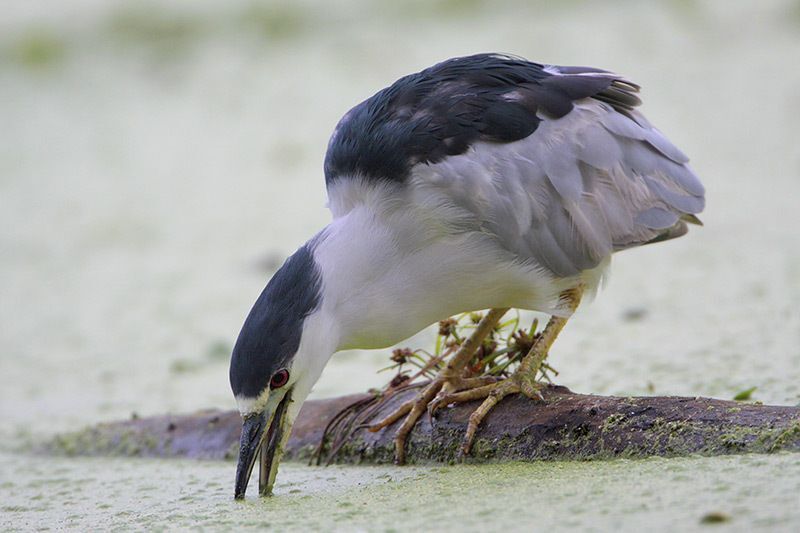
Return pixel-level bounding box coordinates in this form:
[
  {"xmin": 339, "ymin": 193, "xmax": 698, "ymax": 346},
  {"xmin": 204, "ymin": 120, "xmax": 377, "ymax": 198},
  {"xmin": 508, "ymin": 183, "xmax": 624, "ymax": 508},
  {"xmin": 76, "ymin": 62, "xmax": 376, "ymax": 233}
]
[
  {"xmin": 368, "ymin": 307, "xmax": 511, "ymax": 464},
  {"xmin": 367, "ymin": 371, "xmax": 545, "ymax": 464},
  {"xmin": 367, "ymin": 373, "xmax": 500, "ymax": 464},
  {"xmin": 368, "ymin": 376, "xmax": 446, "ymax": 465},
  {"xmin": 429, "ymin": 371, "xmax": 545, "ymax": 457}
]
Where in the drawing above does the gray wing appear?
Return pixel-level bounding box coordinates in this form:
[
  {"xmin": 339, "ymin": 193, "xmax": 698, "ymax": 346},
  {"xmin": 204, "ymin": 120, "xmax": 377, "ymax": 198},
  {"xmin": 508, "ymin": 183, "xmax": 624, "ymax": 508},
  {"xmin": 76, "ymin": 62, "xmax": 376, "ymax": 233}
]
[{"xmin": 409, "ymin": 99, "xmax": 705, "ymax": 278}]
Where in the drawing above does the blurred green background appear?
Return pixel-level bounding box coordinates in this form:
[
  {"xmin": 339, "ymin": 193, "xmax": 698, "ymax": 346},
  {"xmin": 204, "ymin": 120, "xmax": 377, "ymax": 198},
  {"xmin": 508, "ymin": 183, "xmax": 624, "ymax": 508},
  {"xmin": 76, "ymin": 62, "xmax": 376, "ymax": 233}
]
[{"xmin": 1, "ymin": 1, "xmax": 799, "ymax": 529}]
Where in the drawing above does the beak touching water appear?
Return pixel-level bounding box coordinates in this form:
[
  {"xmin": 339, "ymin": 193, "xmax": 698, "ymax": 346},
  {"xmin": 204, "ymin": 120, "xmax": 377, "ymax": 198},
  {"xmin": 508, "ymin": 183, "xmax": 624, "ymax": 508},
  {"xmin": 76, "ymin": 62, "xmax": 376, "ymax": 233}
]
[{"xmin": 233, "ymin": 389, "xmax": 293, "ymax": 499}]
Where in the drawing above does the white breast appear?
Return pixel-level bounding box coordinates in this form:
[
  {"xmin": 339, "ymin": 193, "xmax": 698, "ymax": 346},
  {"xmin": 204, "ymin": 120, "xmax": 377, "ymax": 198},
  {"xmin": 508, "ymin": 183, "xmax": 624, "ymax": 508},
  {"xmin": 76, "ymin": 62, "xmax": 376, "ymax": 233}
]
[{"xmin": 318, "ymin": 178, "xmax": 606, "ymax": 351}]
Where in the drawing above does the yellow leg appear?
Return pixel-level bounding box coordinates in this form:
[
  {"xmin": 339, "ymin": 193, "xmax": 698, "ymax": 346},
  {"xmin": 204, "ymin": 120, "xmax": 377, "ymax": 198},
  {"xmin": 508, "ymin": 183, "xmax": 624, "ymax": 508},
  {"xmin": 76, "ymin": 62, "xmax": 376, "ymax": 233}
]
[
  {"xmin": 368, "ymin": 308, "xmax": 509, "ymax": 464},
  {"xmin": 432, "ymin": 286, "xmax": 585, "ymax": 456}
]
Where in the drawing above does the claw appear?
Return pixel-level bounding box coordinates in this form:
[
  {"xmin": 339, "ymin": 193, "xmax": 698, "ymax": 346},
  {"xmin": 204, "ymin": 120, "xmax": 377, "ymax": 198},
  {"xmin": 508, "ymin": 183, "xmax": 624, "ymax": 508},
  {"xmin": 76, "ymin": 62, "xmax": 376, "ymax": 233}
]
[
  {"xmin": 520, "ymin": 375, "xmax": 544, "ymax": 401},
  {"xmin": 427, "ymin": 380, "xmax": 455, "ymax": 418},
  {"xmin": 461, "ymin": 379, "xmax": 519, "ymax": 455},
  {"xmin": 427, "ymin": 397, "xmax": 442, "ymax": 418},
  {"xmin": 372, "ymin": 308, "xmax": 511, "ymax": 464},
  {"xmin": 427, "ymin": 391, "xmax": 452, "ymax": 417}
]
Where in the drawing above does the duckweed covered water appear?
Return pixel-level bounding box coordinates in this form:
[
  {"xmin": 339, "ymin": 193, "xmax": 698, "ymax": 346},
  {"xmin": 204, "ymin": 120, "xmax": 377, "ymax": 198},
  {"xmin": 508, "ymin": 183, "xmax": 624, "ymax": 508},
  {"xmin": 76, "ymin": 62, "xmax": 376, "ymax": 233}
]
[
  {"xmin": 2, "ymin": 0, "xmax": 800, "ymax": 530},
  {"xmin": 2, "ymin": 452, "xmax": 798, "ymax": 531}
]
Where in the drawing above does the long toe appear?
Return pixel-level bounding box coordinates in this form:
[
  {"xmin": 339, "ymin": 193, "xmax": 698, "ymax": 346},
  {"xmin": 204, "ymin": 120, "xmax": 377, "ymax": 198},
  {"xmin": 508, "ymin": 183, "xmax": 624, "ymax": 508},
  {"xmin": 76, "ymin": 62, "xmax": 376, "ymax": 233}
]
[
  {"xmin": 460, "ymin": 379, "xmax": 520, "ymax": 457},
  {"xmin": 368, "ymin": 399, "xmax": 414, "ymax": 432},
  {"xmin": 378, "ymin": 378, "xmax": 445, "ymax": 464}
]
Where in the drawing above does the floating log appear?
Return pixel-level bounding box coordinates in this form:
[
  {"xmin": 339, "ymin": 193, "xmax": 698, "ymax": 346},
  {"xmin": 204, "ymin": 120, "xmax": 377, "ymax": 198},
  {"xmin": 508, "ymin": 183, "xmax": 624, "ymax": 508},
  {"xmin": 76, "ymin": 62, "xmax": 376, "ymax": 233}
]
[{"xmin": 46, "ymin": 386, "xmax": 800, "ymax": 463}]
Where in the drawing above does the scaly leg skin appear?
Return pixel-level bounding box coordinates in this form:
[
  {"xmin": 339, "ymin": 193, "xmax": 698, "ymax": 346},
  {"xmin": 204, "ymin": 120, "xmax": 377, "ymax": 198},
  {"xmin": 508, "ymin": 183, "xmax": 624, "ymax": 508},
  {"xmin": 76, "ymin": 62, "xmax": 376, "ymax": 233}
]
[
  {"xmin": 368, "ymin": 307, "xmax": 509, "ymax": 465},
  {"xmin": 431, "ymin": 285, "xmax": 585, "ymax": 457}
]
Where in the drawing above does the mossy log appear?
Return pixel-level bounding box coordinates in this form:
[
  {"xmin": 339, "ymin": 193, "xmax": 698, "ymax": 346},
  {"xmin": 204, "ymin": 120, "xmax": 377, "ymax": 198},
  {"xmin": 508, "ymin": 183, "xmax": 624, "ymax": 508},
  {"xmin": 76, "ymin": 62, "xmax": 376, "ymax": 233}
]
[{"xmin": 47, "ymin": 386, "xmax": 800, "ymax": 463}]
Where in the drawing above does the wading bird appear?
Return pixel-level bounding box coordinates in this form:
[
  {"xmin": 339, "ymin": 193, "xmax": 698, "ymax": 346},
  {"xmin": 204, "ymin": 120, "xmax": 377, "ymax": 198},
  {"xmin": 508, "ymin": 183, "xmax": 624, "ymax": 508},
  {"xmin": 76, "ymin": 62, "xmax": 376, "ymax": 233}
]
[{"xmin": 229, "ymin": 53, "xmax": 704, "ymax": 499}]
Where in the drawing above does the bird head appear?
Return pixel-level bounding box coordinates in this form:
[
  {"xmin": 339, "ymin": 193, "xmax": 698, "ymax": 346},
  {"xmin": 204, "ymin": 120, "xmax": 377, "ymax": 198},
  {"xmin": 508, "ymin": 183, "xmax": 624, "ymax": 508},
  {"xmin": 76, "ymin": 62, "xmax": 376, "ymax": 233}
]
[{"xmin": 229, "ymin": 242, "xmax": 330, "ymax": 499}]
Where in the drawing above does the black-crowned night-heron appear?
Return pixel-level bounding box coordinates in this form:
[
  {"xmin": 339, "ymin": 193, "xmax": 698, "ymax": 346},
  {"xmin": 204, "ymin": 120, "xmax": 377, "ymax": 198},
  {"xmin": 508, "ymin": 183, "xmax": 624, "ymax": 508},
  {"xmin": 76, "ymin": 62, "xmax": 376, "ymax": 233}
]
[{"xmin": 229, "ymin": 53, "xmax": 705, "ymax": 499}]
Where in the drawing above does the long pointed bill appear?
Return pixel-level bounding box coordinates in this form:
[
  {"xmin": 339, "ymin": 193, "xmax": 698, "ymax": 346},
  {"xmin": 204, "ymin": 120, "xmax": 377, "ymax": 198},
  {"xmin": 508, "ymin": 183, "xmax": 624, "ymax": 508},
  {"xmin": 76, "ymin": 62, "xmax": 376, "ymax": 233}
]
[{"xmin": 233, "ymin": 391, "xmax": 292, "ymax": 500}]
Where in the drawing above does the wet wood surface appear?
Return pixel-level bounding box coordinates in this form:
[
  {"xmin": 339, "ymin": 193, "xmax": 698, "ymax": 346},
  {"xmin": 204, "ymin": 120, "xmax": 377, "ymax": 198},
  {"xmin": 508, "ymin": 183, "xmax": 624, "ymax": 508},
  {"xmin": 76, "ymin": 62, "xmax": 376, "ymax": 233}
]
[{"xmin": 47, "ymin": 386, "xmax": 800, "ymax": 463}]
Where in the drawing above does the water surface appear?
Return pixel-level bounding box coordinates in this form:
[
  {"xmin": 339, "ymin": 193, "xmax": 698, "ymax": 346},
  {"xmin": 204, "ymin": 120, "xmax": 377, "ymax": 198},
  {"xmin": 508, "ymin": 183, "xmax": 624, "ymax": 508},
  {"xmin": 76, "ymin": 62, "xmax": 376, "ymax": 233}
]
[{"xmin": 1, "ymin": 0, "xmax": 799, "ymax": 530}]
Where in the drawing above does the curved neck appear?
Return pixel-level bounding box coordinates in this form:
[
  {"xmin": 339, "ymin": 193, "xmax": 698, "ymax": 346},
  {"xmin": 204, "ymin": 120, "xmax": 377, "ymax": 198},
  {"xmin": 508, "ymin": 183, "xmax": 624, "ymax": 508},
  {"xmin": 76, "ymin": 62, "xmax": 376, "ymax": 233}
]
[
  {"xmin": 286, "ymin": 306, "xmax": 341, "ymax": 421},
  {"xmin": 312, "ymin": 208, "xmax": 423, "ymax": 351}
]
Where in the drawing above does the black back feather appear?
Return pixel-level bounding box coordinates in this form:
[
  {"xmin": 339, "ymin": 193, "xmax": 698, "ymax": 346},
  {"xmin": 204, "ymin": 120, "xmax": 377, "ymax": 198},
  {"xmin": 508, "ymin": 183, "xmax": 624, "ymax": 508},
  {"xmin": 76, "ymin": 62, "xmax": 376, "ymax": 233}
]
[{"xmin": 324, "ymin": 53, "xmax": 639, "ymax": 185}]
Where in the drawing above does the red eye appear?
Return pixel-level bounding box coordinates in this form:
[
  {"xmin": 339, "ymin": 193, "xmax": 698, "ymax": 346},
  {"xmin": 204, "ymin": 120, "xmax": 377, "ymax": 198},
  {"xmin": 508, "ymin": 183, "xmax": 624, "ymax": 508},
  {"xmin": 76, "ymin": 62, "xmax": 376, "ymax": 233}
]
[{"xmin": 270, "ymin": 369, "xmax": 290, "ymax": 389}]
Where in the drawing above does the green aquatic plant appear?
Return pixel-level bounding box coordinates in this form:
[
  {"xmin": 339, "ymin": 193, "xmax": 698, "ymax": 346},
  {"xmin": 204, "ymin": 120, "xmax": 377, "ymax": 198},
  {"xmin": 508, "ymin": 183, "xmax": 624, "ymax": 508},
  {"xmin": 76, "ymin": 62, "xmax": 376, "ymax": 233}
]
[
  {"xmin": 7, "ymin": 29, "xmax": 66, "ymax": 69},
  {"xmin": 377, "ymin": 311, "xmax": 553, "ymax": 390},
  {"xmin": 733, "ymin": 386, "xmax": 757, "ymax": 401},
  {"xmin": 314, "ymin": 312, "xmax": 549, "ymax": 464}
]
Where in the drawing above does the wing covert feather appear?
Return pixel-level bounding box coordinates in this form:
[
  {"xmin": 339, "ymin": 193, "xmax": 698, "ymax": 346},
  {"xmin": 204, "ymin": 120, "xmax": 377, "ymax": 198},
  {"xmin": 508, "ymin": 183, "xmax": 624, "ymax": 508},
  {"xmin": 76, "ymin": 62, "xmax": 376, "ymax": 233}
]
[{"xmin": 411, "ymin": 100, "xmax": 705, "ymax": 278}]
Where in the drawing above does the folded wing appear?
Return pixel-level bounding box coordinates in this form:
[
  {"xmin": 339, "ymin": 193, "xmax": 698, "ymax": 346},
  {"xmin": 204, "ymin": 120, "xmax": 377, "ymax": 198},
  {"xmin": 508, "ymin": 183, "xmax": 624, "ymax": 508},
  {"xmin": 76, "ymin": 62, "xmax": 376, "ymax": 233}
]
[{"xmin": 411, "ymin": 93, "xmax": 705, "ymax": 278}]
